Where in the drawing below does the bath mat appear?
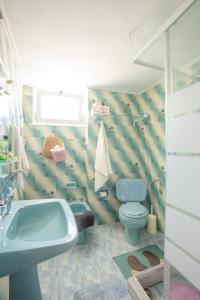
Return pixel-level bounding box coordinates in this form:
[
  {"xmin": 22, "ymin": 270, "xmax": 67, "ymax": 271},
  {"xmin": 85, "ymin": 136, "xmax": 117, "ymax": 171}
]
[
  {"xmin": 73, "ymin": 277, "xmax": 132, "ymax": 300},
  {"xmin": 170, "ymin": 281, "xmax": 200, "ymax": 300},
  {"xmin": 113, "ymin": 244, "xmax": 164, "ymax": 279}
]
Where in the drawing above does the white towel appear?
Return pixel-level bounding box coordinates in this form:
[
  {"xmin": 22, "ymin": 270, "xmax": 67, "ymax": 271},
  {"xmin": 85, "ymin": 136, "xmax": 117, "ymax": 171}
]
[
  {"xmin": 95, "ymin": 121, "xmax": 113, "ymax": 192},
  {"xmin": 10, "ymin": 125, "xmax": 30, "ymax": 173}
]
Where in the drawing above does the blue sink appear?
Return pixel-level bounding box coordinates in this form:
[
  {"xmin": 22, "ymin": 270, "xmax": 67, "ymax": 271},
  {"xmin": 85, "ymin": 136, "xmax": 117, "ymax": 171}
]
[
  {"xmin": 0, "ymin": 199, "xmax": 78, "ymax": 300},
  {"xmin": 7, "ymin": 201, "xmax": 68, "ymax": 242}
]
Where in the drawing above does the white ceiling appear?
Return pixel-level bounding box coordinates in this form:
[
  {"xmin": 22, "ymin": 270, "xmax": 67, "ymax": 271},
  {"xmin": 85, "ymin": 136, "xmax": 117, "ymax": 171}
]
[{"xmin": 3, "ymin": 0, "xmax": 185, "ymax": 95}]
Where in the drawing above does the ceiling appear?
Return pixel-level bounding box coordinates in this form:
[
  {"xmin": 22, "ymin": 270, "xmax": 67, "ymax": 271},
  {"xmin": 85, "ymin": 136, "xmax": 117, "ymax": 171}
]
[{"xmin": 3, "ymin": 0, "xmax": 185, "ymax": 95}]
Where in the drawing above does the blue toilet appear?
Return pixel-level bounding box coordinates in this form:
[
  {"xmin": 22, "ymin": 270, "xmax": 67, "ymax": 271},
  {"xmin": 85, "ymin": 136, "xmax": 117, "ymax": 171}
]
[{"xmin": 116, "ymin": 178, "xmax": 148, "ymax": 245}]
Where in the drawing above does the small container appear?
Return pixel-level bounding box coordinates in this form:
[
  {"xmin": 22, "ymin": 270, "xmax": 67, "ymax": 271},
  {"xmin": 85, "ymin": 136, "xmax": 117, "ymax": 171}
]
[{"xmin": 50, "ymin": 145, "xmax": 66, "ymax": 163}]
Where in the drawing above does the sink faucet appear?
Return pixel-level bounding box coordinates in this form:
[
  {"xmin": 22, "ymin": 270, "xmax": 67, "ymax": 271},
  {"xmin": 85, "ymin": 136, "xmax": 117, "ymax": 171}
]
[{"xmin": 0, "ymin": 169, "xmax": 27, "ymax": 217}]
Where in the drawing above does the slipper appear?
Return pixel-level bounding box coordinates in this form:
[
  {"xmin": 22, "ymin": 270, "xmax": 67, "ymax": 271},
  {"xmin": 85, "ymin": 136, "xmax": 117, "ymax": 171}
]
[
  {"xmin": 143, "ymin": 250, "xmax": 160, "ymax": 266},
  {"xmin": 128, "ymin": 255, "xmax": 147, "ymax": 271}
]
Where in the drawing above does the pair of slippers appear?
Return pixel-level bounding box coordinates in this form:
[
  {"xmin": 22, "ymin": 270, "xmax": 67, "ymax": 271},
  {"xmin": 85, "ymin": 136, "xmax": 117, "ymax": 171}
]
[{"xmin": 128, "ymin": 250, "xmax": 160, "ymax": 271}]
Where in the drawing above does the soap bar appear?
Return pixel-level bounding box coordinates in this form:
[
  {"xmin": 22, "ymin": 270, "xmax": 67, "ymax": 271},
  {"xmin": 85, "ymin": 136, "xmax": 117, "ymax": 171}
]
[{"xmin": 147, "ymin": 214, "xmax": 157, "ymax": 234}]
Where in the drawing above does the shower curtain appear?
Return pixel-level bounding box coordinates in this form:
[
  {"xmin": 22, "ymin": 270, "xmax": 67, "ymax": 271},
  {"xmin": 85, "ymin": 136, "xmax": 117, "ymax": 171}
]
[{"xmin": 0, "ymin": 18, "xmax": 27, "ymax": 198}]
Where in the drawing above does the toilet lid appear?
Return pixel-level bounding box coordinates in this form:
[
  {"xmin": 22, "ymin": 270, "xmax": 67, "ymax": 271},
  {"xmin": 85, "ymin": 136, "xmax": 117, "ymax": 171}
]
[{"xmin": 120, "ymin": 203, "xmax": 148, "ymax": 218}]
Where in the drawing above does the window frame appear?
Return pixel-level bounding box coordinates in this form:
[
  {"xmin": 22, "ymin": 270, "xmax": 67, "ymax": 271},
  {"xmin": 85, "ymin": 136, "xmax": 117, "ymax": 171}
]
[{"xmin": 33, "ymin": 89, "xmax": 86, "ymax": 127}]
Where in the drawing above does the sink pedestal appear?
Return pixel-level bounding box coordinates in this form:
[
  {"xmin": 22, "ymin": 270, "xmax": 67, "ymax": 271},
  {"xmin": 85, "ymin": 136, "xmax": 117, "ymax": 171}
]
[
  {"xmin": 0, "ymin": 199, "xmax": 78, "ymax": 300},
  {"xmin": 9, "ymin": 265, "xmax": 42, "ymax": 300}
]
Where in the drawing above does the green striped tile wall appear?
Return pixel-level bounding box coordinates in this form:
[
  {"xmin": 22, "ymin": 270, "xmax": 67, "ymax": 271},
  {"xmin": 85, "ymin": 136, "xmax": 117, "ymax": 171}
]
[
  {"xmin": 23, "ymin": 88, "xmax": 87, "ymax": 203},
  {"xmin": 23, "ymin": 84, "xmax": 165, "ymax": 231},
  {"xmin": 85, "ymin": 86, "xmax": 165, "ymax": 230}
]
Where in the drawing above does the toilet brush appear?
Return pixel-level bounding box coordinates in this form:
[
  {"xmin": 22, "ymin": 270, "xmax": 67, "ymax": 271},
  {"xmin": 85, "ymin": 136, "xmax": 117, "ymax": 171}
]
[{"xmin": 147, "ymin": 205, "xmax": 157, "ymax": 234}]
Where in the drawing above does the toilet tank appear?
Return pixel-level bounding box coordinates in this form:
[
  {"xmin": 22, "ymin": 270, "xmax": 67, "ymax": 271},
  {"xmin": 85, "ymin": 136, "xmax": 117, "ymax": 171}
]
[{"xmin": 116, "ymin": 178, "xmax": 147, "ymax": 202}]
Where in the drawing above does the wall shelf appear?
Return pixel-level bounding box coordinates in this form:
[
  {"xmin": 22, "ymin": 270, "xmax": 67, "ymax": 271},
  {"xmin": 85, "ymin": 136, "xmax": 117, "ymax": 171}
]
[{"xmin": 0, "ymin": 158, "xmax": 18, "ymax": 167}]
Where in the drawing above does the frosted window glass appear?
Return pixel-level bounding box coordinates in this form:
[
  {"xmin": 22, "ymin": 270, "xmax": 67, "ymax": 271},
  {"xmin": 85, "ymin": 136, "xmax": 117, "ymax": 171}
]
[{"xmin": 40, "ymin": 95, "xmax": 79, "ymax": 121}]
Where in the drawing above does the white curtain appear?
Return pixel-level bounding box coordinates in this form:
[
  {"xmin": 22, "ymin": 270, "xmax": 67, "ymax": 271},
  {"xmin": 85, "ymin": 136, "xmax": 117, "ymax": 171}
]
[{"xmin": 0, "ymin": 19, "xmax": 27, "ymax": 198}]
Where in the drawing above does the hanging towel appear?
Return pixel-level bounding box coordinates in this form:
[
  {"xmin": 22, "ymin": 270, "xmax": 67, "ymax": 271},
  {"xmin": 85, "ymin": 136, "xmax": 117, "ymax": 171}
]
[
  {"xmin": 95, "ymin": 121, "xmax": 113, "ymax": 191},
  {"xmin": 10, "ymin": 125, "xmax": 30, "ymax": 199},
  {"xmin": 10, "ymin": 125, "xmax": 30, "ymax": 173}
]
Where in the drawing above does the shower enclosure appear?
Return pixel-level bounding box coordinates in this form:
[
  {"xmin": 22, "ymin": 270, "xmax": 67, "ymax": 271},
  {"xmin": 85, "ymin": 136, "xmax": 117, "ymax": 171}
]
[
  {"xmin": 133, "ymin": 0, "xmax": 200, "ymax": 298},
  {"xmin": 164, "ymin": 0, "xmax": 200, "ymax": 298}
]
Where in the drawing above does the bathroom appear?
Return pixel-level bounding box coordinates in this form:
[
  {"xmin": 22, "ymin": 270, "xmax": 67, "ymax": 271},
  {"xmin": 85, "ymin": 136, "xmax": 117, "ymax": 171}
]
[{"xmin": 0, "ymin": 0, "xmax": 199, "ymax": 299}]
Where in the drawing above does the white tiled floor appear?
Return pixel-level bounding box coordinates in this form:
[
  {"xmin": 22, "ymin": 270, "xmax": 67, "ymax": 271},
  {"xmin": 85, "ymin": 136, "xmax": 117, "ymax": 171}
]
[{"xmin": 38, "ymin": 223, "xmax": 163, "ymax": 300}]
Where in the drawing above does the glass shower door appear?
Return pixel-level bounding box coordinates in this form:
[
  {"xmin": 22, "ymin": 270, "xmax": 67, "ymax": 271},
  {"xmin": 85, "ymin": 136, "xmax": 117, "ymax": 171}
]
[{"xmin": 164, "ymin": 1, "xmax": 200, "ymax": 298}]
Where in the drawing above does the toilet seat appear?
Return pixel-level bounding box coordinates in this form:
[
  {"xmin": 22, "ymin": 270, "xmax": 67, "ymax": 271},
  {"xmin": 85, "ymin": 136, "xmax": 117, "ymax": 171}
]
[{"xmin": 120, "ymin": 203, "xmax": 148, "ymax": 219}]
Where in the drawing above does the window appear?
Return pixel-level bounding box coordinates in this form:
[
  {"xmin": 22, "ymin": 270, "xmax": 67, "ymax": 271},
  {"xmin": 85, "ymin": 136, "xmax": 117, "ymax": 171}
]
[{"xmin": 33, "ymin": 89, "xmax": 86, "ymax": 126}]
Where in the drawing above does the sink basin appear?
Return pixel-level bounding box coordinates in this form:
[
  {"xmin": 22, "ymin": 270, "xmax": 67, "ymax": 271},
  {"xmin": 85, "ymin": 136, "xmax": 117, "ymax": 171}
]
[
  {"xmin": 0, "ymin": 199, "xmax": 78, "ymax": 300},
  {"xmin": 7, "ymin": 201, "xmax": 68, "ymax": 242}
]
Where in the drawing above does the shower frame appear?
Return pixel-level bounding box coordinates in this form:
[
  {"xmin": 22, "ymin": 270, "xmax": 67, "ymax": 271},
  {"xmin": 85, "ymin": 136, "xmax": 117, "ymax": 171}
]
[{"xmin": 133, "ymin": 0, "xmax": 199, "ymax": 298}]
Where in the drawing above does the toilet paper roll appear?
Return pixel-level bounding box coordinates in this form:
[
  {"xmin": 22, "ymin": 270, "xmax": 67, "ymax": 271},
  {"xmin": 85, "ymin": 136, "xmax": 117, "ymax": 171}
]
[{"xmin": 147, "ymin": 214, "xmax": 157, "ymax": 234}]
